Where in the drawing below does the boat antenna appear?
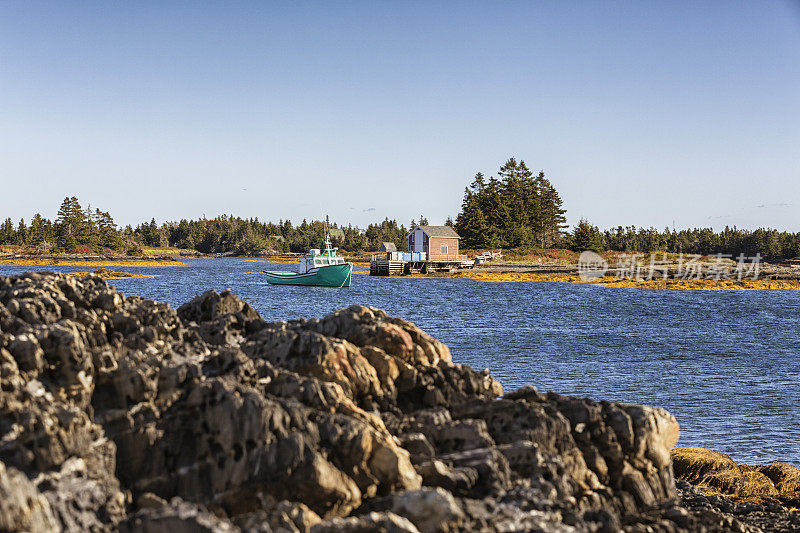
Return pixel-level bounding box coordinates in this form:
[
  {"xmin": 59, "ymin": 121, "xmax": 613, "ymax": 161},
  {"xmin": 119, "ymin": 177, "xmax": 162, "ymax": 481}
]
[{"xmin": 324, "ymin": 215, "xmax": 332, "ymax": 253}]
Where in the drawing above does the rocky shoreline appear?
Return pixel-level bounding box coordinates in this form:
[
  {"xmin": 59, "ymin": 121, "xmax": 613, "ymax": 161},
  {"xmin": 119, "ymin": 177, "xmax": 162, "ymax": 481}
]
[{"xmin": 0, "ymin": 272, "xmax": 797, "ymax": 531}]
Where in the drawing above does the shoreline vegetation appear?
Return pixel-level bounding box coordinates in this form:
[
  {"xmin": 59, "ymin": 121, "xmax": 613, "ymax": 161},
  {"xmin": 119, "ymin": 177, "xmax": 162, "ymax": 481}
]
[
  {"xmin": 0, "ymin": 257, "xmax": 185, "ymax": 267},
  {"xmin": 4, "ymin": 159, "xmax": 800, "ymax": 262},
  {"xmin": 64, "ymin": 268, "xmax": 155, "ymax": 279},
  {"xmin": 672, "ymin": 447, "xmax": 800, "ymax": 506},
  {"xmin": 4, "ymin": 250, "xmax": 800, "ymax": 289},
  {"xmin": 419, "ymin": 271, "xmax": 800, "ymax": 290},
  {"xmin": 0, "ymin": 272, "xmax": 796, "ymax": 531},
  {"xmin": 238, "ymin": 252, "xmax": 800, "ymax": 290}
]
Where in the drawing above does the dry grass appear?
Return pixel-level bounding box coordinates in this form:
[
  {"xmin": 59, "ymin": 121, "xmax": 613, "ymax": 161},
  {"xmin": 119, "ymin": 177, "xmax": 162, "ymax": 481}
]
[
  {"xmin": 452, "ymin": 271, "xmax": 579, "ymax": 283},
  {"xmin": 65, "ymin": 268, "xmax": 154, "ymax": 279},
  {"xmin": 138, "ymin": 246, "xmax": 196, "ymax": 256},
  {"xmin": 242, "ymin": 258, "xmax": 300, "ymax": 264},
  {"xmin": 435, "ymin": 272, "xmax": 800, "ymax": 290},
  {"xmin": 592, "ymin": 276, "xmax": 800, "ymax": 290},
  {"xmin": 671, "ymin": 447, "xmax": 800, "ymax": 507},
  {"xmin": 0, "ymin": 259, "xmax": 185, "ymax": 267}
]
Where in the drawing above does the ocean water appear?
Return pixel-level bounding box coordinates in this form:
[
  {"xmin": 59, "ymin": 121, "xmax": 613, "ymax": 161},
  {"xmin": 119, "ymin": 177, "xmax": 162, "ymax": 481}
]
[{"xmin": 2, "ymin": 257, "xmax": 798, "ymax": 466}]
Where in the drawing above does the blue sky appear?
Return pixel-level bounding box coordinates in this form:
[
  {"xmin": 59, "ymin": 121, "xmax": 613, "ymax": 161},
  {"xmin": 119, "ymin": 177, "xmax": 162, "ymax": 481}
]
[{"xmin": 1, "ymin": 1, "xmax": 799, "ymax": 230}]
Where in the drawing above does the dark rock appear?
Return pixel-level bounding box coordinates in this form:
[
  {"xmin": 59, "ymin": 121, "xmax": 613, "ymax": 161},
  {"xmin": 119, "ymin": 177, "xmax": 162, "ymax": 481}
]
[
  {"xmin": 119, "ymin": 498, "xmax": 238, "ymax": 533},
  {"xmin": 310, "ymin": 511, "xmax": 418, "ymax": 533}
]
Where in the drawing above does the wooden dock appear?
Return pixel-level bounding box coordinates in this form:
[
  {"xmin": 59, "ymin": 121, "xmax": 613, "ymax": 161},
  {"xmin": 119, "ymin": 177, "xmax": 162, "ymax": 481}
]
[
  {"xmin": 369, "ymin": 257, "xmax": 473, "ymax": 276},
  {"xmin": 370, "ymin": 260, "xmax": 408, "ymax": 276}
]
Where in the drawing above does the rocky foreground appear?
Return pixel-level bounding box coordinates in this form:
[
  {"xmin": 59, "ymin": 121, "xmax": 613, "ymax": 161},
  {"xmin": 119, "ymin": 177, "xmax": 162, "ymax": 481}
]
[{"xmin": 0, "ymin": 272, "xmax": 796, "ymax": 532}]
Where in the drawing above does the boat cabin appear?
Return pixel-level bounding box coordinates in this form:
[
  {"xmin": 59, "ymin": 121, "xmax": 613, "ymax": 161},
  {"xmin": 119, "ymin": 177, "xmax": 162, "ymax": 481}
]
[
  {"xmin": 407, "ymin": 225, "xmax": 461, "ymax": 261},
  {"xmin": 300, "ymin": 247, "xmax": 346, "ymax": 273}
]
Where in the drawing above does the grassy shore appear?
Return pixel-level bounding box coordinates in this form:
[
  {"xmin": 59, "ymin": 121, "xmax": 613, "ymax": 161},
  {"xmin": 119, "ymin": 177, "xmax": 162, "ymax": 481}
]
[
  {"xmin": 393, "ymin": 271, "xmax": 800, "ymax": 290},
  {"xmin": 65, "ymin": 268, "xmax": 155, "ymax": 279},
  {"xmin": 0, "ymin": 258, "xmax": 185, "ymax": 267}
]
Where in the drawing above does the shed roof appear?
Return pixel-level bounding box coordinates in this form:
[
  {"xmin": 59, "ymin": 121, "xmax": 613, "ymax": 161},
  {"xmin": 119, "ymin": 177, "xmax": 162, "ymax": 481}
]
[
  {"xmin": 380, "ymin": 242, "xmax": 397, "ymax": 252},
  {"xmin": 410, "ymin": 225, "xmax": 461, "ymax": 239}
]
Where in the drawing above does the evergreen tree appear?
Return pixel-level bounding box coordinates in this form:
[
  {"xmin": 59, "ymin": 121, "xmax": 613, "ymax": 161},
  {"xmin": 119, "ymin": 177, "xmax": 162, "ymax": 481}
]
[
  {"xmin": 0, "ymin": 218, "xmax": 14, "ymax": 244},
  {"xmin": 569, "ymin": 219, "xmax": 604, "ymax": 253},
  {"xmin": 55, "ymin": 197, "xmax": 81, "ymax": 251},
  {"xmin": 537, "ymin": 175, "xmax": 568, "ymax": 247},
  {"xmin": 97, "ymin": 210, "xmax": 122, "ymax": 250},
  {"xmin": 455, "ymin": 186, "xmax": 488, "ymax": 247},
  {"xmin": 82, "ymin": 205, "xmax": 99, "ymax": 249},
  {"xmin": 15, "ymin": 218, "xmax": 27, "ymax": 245},
  {"xmin": 29, "ymin": 214, "xmax": 47, "ymax": 245}
]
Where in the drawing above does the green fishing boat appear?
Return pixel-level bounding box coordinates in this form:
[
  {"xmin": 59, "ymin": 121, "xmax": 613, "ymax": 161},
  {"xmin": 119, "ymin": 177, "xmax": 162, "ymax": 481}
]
[{"xmin": 263, "ymin": 233, "xmax": 353, "ymax": 287}]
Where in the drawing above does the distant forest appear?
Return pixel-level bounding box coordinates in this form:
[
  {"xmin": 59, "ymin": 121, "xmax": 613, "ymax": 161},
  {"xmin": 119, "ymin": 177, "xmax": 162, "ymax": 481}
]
[
  {"xmin": 453, "ymin": 158, "xmax": 800, "ymax": 260},
  {"xmin": 0, "ymin": 196, "xmax": 415, "ymax": 255},
  {"xmin": 1, "ymin": 161, "xmax": 799, "ymax": 259}
]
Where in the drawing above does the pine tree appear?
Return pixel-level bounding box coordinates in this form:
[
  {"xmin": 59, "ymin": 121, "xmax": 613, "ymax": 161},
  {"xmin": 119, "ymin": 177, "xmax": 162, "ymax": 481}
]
[
  {"xmin": 497, "ymin": 158, "xmax": 524, "ymax": 245},
  {"xmin": 15, "ymin": 218, "xmax": 27, "ymax": 245},
  {"xmin": 0, "ymin": 218, "xmax": 14, "ymax": 244},
  {"xmin": 141, "ymin": 218, "xmax": 162, "ymax": 247},
  {"xmin": 55, "ymin": 197, "xmax": 78, "ymax": 251},
  {"xmin": 455, "ymin": 186, "xmax": 489, "ymax": 248},
  {"xmin": 82, "ymin": 204, "xmax": 99, "ymax": 249},
  {"xmin": 537, "ymin": 174, "xmax": 567, "ymax": 247},
  {"xmin": 570, "ymin": 220, "xmax": 604, "ymax": 253},
  {"xmin": 29, "ymin": 214, "xmax": 47, "ymax": 245},
  {"xmin": 481, "ymin": 176, "xmax": 503, "ymax": 246},
  {"xmin": 98, "ymin": 210, "xmax": 122, "ymax": 250}
]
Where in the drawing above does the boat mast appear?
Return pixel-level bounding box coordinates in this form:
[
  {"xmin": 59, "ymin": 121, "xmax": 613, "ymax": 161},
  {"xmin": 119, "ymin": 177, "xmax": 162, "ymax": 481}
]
[{"xmin": 324, "ymin": 215, "xmax": 333, "ymax": 255}]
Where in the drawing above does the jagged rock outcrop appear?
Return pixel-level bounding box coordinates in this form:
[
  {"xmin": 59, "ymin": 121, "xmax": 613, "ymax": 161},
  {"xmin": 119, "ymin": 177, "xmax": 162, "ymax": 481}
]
[
  {"xmin": 0, "ymin": 272, "xmax": 783, "ymax": 532},
  {"xmin": 676, "ymin": 480, "xmax": 800, "ymax": 533}
]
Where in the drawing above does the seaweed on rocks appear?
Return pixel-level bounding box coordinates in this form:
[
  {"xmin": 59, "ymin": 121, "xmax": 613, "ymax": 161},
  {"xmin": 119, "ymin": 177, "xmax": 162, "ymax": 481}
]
[{"xmin": 0, "ymin": 272, "xmax": 787, "ymax": 532}]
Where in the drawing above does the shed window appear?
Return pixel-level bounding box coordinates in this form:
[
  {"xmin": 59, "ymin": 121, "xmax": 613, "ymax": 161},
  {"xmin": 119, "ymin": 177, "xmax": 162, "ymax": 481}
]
[{"xmin": 440, "ymin": 245, "xmax": 448, "ymax": 255}]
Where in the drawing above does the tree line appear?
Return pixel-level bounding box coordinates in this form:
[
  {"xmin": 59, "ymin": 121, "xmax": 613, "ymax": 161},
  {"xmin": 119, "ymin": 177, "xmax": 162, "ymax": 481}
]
[
  {"xmin": 0, "ymin": 197, "xmax": 420, "ymax": 255},
  {"xmin": 133, "ymin": 215, "xmax": 419, "ymax": 255},
  {"xmin": 568, "ymin": 221, "xmax": 800, "ymax": 260},
  {"xmin": 0, "ymin": 197, "xmax": 122, "ymax": 253},
  {"xmin": 2, "ymin": 177, "xmax": 799, "ymax": 260},
  {"xmin": 452, "ymin": 157, "xmax": 800, "ymax": 260}
]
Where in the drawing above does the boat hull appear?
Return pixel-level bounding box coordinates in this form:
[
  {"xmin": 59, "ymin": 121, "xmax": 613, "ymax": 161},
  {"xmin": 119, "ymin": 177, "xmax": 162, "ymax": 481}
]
[{"xmin": 263, "ymin": 263, "xmax": 353, "ymax": 287}]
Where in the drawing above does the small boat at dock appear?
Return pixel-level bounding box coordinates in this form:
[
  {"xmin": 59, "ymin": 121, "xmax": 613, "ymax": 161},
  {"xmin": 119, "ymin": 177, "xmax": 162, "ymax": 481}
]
[{"xmin": 263, "ymin": 234, "xmax": 353, "ymax": 287}]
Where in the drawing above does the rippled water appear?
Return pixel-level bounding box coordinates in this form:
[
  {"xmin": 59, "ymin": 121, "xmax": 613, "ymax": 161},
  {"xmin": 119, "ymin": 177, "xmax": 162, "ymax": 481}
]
[{"xmin": 2, "ymin": 257, "xmax": 798, "ymax": 466}]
